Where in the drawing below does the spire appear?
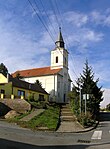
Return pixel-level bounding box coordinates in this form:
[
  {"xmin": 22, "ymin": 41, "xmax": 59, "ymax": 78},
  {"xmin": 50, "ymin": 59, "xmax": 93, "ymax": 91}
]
[{"xmin": 55, "ymin": 27, "xmax": 65, "ymax": 48}]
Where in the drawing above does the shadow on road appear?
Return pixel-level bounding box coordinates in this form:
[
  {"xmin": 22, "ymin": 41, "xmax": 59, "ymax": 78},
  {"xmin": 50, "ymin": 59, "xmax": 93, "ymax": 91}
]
[
  {"xmin": 99, "ymin": 112, "xmax": 110, "ymax": 121},
  {"xmin": 0, "ymin": 138, "xmax": 110, "ymax": 149},
  {"xmin": 0, "ymin": 138, "xmax": 88, "ymax": 149}
]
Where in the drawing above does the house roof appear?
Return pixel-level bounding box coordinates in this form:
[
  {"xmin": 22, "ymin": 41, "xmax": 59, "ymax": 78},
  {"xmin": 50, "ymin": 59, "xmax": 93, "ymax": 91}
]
[
  {"xmin": 12, "ymin": 66, "xmax": 62, "ymax": 78},
  {"xmin": 8, "ymin": 75, "xmax": 48, "ymax": 95}
]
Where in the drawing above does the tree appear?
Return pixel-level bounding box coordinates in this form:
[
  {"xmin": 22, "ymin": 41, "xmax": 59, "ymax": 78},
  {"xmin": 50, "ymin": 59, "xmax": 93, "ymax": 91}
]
[
  {"xmin": 80, "ymin": 60, "xmax": 103, "ymax": 119},
  {"xmin": 35, "ymin": 80, "xmax": 42, "ymax": 87},
  {"xmin": 0, "ymin": 63, "xmax": 8, "ymax": 77},
  {"xmin": 15, "ymin": 72, "xmax": 23, "ymax": 79},
  {"xmin": 69, "ymin": 60, "xmax": 103, "ymax": 120},
  {"xmin": 68, "ymin": 85, "xmax": 80, "ymax": 115},
  {"xmin": 106, "ymin": 103, "xmax": 110, "ymax": 111}
]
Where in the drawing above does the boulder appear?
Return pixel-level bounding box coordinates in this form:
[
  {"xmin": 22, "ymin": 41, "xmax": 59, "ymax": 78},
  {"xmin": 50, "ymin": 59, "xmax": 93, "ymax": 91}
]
[
  {"xmin": 5, "ymin": 110, "xmax": 20, "ymax": 119},
  {"xmin": 0, "ymin": 99, "xmax": 31, "ymax": 113}
]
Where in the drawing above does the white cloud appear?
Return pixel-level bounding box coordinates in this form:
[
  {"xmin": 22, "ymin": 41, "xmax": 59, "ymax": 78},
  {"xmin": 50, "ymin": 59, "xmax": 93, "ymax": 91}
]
[
  {"xmin": 64, "ymin": 11, "xmax": 88, "ymax": 27},
  {"xmin": 83, "ymin": 30, "xmax": 103, "ymax": 42},
  {"xmin": 90, "ymin": 11, "xmax": 105, "ymax": 25},
  {"xmin": 100, "ymin": 89, "xmax": 110, "ymax": 108},
  {"xmin": 66, "ymin": 27, "xmax": 103, "ymax": 54},
  {"xmin": 0, "ymin": 19, "xmax": 52, "ymax": 73},
  {"xmin": 90, "ymin": 10, "xmax": 110, "ymax": 26}
]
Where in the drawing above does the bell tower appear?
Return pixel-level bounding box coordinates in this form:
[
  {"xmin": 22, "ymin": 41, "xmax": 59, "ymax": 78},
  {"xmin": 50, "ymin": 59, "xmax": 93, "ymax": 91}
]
[{"xmin": 51, "ymin": 28, "xmax": 68, "ymax": 70}]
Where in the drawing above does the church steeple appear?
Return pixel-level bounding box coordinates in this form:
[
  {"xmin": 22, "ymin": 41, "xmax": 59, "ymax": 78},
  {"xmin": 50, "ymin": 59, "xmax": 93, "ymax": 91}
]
[
  {"xmin": 51, "ymin": 28, "xmax": 68, "ymax": 70},
  {"xmin": 55, "ymin": 27, "xmax": 65, "ymax": 48}
]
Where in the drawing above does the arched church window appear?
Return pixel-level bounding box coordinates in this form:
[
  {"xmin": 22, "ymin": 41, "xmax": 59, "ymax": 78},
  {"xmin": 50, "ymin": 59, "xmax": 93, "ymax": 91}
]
[{"xmin": 56, "ymin": 56, "xmax": 58, "ymax": 63}]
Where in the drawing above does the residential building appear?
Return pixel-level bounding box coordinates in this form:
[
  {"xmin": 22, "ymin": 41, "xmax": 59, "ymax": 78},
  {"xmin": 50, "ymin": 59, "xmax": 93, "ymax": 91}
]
[{"xmin": 0, "ymin": 73, "xmax": 48, "ymax": 101}]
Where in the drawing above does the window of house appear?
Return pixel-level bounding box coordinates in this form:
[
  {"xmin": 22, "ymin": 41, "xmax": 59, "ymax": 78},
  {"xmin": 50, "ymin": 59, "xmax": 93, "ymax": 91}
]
[
  {"xmin": 1, "ymin": 89, "xmax": 5, "ymax": 94},
  {"xmin": 56, "ymin": 56, "xmax": 58, "ymax": 63},
  {"xmin": 39, "ymin": 94, "xmax": 44, "ymax": 101},
  {"xmin": 18, "ymin": 90, "xmax": 25, "ymax": 97}
]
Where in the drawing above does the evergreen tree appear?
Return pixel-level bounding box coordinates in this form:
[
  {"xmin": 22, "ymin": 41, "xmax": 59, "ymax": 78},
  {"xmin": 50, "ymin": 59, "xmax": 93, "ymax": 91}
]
[
  {"xmin": 80, "ymin": 60, "xmax": 103, "ymax": 119},
  {"xmin": 69, "ymin": 60, "xmax": 103, "ymax": 120},
  {"xmin": 0, "ymin": 63, "xmax": 8, "ymax": 77}
]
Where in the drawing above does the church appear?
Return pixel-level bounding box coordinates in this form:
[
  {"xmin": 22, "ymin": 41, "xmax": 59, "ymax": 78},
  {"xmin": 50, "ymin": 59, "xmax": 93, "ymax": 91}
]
[{"xmin": 12, "ymin": 29, "xmax": 71, "ymax": 103}]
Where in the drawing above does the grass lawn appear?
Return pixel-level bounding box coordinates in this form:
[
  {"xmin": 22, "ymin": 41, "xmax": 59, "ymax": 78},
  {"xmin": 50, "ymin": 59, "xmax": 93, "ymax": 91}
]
[{"xmin": 9, "ymin": 104, "xmax": 60, "ymax": 131}]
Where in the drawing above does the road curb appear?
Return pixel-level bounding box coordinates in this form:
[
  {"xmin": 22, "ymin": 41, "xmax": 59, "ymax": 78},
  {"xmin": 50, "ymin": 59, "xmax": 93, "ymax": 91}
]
[
  {"xmin": 70, "ymin": 121, "xmax": 99, "ymax": 133},
  {"xmin": 56, "ymin": 121, "xmax": 99, "ymax": 133}
]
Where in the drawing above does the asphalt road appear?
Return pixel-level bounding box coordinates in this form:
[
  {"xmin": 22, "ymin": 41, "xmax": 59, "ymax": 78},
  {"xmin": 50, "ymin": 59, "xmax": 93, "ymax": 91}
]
[{"xmin": 0, "ymin": 112, "xmax": 110, "ymax": 149}]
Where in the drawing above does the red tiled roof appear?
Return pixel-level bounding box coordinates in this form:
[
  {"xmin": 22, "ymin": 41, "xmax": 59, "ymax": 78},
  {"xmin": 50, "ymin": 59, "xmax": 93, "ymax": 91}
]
[{"xmin": 12, "ymin": 66, "xmax": 62, "ymax": 78}]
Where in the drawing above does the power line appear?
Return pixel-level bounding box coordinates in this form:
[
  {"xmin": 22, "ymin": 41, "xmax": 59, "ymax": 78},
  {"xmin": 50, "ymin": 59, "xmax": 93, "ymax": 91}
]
[
  {"xmin": 28, "ymin": 0, "xmax": 78, "ymax": 79},
  {"xmin": 28, "ymin": 0, "xmax": 63, "ymax": 59},
  {"xmin": 39, "ymin": 0, "xmax": 57, "ymax": 35},
  {"xmin": 53, "ymin": 0, "xmax": 78, "ymax": 79},
  {"xmin": 27, "ymin": 0, "xmax": 55, "ymax": 43},
  {"xmin": 49, "ymin": 0, "xmax": 60, "ymax": 28},
  {"xmin": 54, "ymin": 0, "xmax": 62, "ymax": 26},
  {"xmin": 27, "ymin": 0, "xmax": 65, "ymax": 58}
]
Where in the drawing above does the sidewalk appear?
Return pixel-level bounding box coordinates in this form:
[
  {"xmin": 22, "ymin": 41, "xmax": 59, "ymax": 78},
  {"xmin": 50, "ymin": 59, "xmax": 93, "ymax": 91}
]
[
  {"xmin": 57, "ymin": 121, "xmax": 84, "ymax": 132},
  {"xmin": 20, "ymin": 109, "xmax": 45, "ymax": 122},
  {"xmin": 57, "ymin": 104, "xmax": 97, "ymax": 133},
  {"xmin": 57, "ymin": 104, "xmax": 84, "ymax": 132}
]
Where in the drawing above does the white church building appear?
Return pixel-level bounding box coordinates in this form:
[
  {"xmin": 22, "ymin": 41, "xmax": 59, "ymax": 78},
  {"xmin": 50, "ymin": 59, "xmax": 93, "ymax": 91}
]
[{"xmin": 12, "ymin": 29, "xmax": 71, "ymax": 103}]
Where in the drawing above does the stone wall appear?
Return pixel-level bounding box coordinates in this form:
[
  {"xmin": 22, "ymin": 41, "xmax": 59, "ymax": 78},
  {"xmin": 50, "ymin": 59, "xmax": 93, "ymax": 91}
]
[{"xmin": 0, "ymin": 99, "xmax": 31, "ymax": 114}]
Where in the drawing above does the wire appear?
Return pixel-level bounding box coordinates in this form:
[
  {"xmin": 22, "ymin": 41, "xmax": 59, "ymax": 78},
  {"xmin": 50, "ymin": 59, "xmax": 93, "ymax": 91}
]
[
  {"xmin": 28, "ymin": 1, "xmax": 64, "ymax": 57},
  {"xmin": 53, "ymin": 0, "xmax": 79, "ymax": 79},
  {"xmin": 27, "ymin": 0, "xmax": 55, "ymax": 43},
  {"xmin": 27, "ymin": 0, "xmax": 78, "ymax": 80},
  {"xmin": 39, "ymin": 0, "xmax": 57, "ymax": 35},
  {"xmin": 49, "ymin": 0, "xmax": 60, "ymax": 28}
]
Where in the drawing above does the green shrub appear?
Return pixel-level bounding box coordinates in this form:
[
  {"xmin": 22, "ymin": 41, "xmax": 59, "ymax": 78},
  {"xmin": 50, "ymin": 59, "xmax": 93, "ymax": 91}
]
[{"xmin": 77, "ymin": 112, "xmax": 95, "ymax": 127}]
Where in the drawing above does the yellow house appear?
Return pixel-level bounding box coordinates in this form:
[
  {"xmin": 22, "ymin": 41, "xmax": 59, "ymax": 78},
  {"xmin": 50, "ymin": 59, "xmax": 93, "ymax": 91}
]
[{"xmin": 0, "ymin": 73, "xmax": 49, "ymax": 101}]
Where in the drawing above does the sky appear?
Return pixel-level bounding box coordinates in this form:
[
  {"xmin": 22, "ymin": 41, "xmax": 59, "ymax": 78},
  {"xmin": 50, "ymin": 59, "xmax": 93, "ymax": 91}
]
[{"xmin": 0, "ymin": 0, "xmax": 110, "ymax": 107}]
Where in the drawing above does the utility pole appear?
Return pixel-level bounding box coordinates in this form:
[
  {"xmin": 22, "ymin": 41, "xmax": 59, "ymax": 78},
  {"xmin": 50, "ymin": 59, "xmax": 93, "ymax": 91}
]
[
  {"xmin": 85, "ymin": 95, "xmax": 86, "ymax": 115},
  {"xmin": 78, "ymin": 78, "xmax": 82, "ymax": 115},
  {"xmin": 80, "ymin": 88, "xmax": 81, "ymax": 114}
]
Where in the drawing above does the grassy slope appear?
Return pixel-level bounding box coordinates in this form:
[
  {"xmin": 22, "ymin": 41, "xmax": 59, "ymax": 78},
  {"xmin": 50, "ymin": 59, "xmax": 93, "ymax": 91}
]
[{"xmin": 8, "ymin": 104, "xmax": 60, "ymax": 131}]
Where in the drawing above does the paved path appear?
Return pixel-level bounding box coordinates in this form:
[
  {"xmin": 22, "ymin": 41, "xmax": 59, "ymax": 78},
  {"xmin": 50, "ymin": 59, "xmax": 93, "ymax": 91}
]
[
  {"xmin": 57, "ymin": 121, "xmax": 84, "ymax": 132},
  {"xmin": 57, "ymin": 104, "xmax": 84, "ymax": 132},
  {"xmin": 20, "ymin": 109, "xmax": 45, "ymax": 121}
]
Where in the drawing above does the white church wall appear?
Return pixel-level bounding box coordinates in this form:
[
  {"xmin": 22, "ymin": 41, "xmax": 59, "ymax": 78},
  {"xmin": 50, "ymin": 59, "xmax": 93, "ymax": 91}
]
[{"xmin": 57, "ymin": 74, "xmax": 63, "ymax": 103}]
